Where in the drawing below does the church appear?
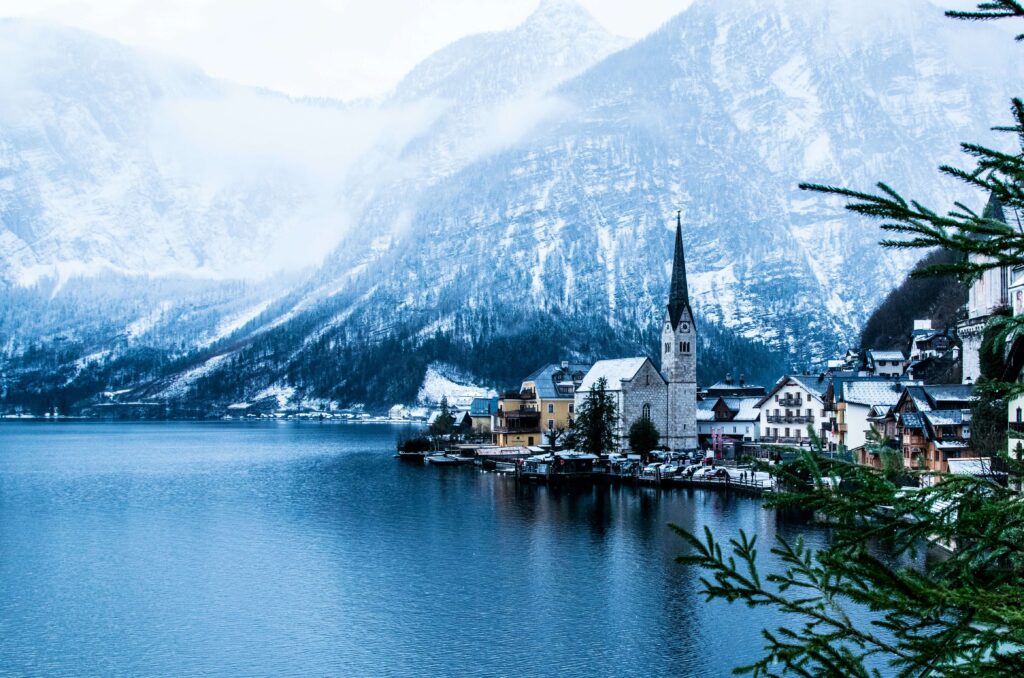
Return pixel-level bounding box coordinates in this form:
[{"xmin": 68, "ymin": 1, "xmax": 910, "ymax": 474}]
[{"xmin": 574, "ymin": 213, "xmax": 698, "ymax": 451}]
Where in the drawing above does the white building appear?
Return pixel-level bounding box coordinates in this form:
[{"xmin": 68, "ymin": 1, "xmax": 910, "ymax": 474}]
[
  {"xmin": 697, "ymin": 396, "xmax": 761, "ymax": 443},
  {"xmin": 865, "ymin": 350, "xmax": 907, "ymax": 378},
  {"xmin": 755, "ymin": 375, "xmax": 831, "ymax": 447},
  {"xmin": 829, "ymin": 378, "xmax": 920, "ymax": 454},
  {"xmin": 575, "ymin": 357, "xmax": 667, "ymax": 451},
  {"xmin": 958, "ymin": 193, "xmax": 1014, "ymax": 384}
]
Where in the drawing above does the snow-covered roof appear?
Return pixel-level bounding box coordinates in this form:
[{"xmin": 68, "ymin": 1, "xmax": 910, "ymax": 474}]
[
  {"xmin": 924, "ymin": 385, "xmax": 974, "ymax": 404},
  {"xmin": 723, "ymin": 396, "xmax": 760, "ymax": 421},
  {"xmin": 697, "ymin": 396, "xmax": 759, "ymax": 421},
  {"xmin": 577, "ymin": 357, "xmax": 650, "ymax": 393},
  {"xmin": 900, "ymin": 411, "xmax": 925, "ymax": 429},
  {"xmin": 924, "ymin": 410, "xmax": 968, "ymax": 427},
  {"xmin": 842, "ymin": 380, "xmax": 916, "ymax": 407},
  {"xmin": 867, "ymin": 350, "xmax": 906, "ymax": 362},
  {"xmin": 948, "ymin": 458, "xmax": 1002, "ymax": 477}
]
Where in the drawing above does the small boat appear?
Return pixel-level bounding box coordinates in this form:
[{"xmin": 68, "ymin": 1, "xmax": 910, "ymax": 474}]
[
  {"xmin": 426, "ymin": 454, "xmax": 473, "ymax": 466},
  {"xmin": 396, "ymin": 450, "xmax": 429, "ymax": 462}
]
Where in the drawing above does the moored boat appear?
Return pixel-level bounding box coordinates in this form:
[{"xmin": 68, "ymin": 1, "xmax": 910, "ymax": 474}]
[{"xmin": 426, "ymin": 454, "xmax": 473, "ymax": 466}]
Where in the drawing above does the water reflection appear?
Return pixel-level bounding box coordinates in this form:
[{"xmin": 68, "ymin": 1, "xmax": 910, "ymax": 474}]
[{"xmin": 1, "ymin": 421, "xmax": 844, "ymax": 677}]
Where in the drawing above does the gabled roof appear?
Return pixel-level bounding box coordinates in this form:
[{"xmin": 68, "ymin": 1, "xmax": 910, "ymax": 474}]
[
  {"xmin": 696, "ymin": 396, "xmax": 760, "ymax": 422},
  {"xmin": 577, "ymin": 357, "xmax": 657, "ymax": 393},
  {"xmin": 867, "ymin": 349, "xmax": 907, "ymax": 362},
  {"xmin": 523, "ymin": 362, "xmax": 591, "ymax": 400},
  {"xmin": 724, "ymin": 396, "xmax": 761, "ymax": 421},
  {"xmin": 900, "ymin": 411, "xmax": 925, "ymax": 429},
  {"xmin": 899, "ymin": 385, "xmax": 934, "ymax": 412},
  {"xmin": 755, "ymin": 374, "xmax": 829, "ymax": 408}
]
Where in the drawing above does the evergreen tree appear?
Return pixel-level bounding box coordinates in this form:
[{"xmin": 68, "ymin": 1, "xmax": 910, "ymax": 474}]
[
  {"xmin": 676, "ymin": 3, "xmax": 1024, "ymax": 675},
  {"xmin": 572, "ymin": 378, "xmax": 619, "ymax": 455},
  {"xmin": 429, "ymin": 396, "xmax": 455, "ymax": 437},
  {"xmin": 628, "ymin": 415, "xmax": 661, "ymax": 461}
]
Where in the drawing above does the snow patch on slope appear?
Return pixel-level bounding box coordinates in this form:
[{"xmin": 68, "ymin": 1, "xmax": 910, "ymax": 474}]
[{"xmin": 416, "ymin": 362, "xmax": 495, "ymax": 407}]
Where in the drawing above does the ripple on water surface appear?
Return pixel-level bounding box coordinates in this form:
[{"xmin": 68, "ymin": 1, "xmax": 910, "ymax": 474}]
[{"xmin": 0, "ymin": 421, "xmax": 837, "ymax": 676}]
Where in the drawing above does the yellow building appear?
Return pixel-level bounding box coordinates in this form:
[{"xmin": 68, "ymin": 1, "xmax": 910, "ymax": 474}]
[{"xmin": 494, "ymin": 362, "xmax": 589, "ymax": 447}]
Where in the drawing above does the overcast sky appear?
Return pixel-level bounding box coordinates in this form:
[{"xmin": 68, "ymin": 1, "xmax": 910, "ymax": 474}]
[{"xmin": 0, "ymin": 0, "xmax": 692, "ymax": 101}]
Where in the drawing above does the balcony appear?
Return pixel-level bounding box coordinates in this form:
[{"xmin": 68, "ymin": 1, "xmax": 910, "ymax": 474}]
[
  {"xmin": 493, "ymin": 410, "xmax": 541, "ymax": 434},
  {"xmin": 778, "ymin": 396, "xmax": 803, "ymax": 407},
  {"xmin": 766, "ymin": 415, "xmax": 813, "ymax": 424},
  {"xmin": 761, "ymin": 436, "xmax": 806, "ymax": 445}
]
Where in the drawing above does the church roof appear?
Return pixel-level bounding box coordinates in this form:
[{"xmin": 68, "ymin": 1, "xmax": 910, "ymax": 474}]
[
  {"xmin": 577, "ymin": 357, "xmax": 653, "ymax": 393},
  {"xmin": 667, "ymin": 211, "xmax": 692, "ymax": 330}
]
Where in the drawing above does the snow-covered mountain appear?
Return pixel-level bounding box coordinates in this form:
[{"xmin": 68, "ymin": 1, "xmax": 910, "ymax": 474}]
[{"xmin": 2, "ymin": 0, "xmax": 1022, "ymax": 413}]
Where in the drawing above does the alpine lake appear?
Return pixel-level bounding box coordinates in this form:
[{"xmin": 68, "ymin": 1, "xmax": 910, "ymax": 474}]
[{"xmin": 0, "ymin": 420, "xmax": 869, "ymax": 676}]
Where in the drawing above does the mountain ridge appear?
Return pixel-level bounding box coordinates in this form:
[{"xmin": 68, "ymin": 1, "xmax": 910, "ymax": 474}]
[{"xmin": 2, "ymin": 0, "xmax": 1021, "ymax": 414}]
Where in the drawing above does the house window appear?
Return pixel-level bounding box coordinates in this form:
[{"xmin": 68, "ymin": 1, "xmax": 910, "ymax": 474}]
[
  {"xmin": 646, "ymin": 373, "xmax": 650, "ymax": 385},
  {"xmin": 665, "ymin": 342, "xmax": 671, "ymax": 353},
  {"xmin": 528, "ymin": 437, "xmax": 534, "ymax": 446},
  {"xmin": 642, "ymin": 403, "xmax": 651, "ymax": 420},
  {"xmin": 785, "ymin": 428, "xmax": 790, "ymax": 437},
  {"xmin": 1017, "ymin": 407, "xmax": 1022, "ymax": 423},
  {"xmin": 547, "ymin": 403, "xmax": 554, "ymax": 413},
  {"xmin": 796, "ymin": 429, "xmax": 801, "ymax": 439},
  {"xmin": 806, "ymin": 409, "xmax": 812, "ymax": 418},
  {"xmin": 568, "ymin": 404, "xmax": 574, "ymax": 414},
  {"xmin": 547, "ymin": 419, "xmax": 554, "ymax": 430}
]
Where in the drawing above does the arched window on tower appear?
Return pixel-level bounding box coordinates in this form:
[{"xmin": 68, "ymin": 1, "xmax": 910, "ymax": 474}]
[
  {"xmin": 642, "ymin": 403, "xmax": 651, "ymax": 420},
  {"xmin": 679, "ymin": 341, "xmax": 684, "ymax": 352}
]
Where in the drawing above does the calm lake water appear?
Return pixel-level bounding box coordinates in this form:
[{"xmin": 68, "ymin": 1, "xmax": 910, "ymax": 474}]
[{"xmin": 0, "ymin": 421, "xmax": 833, "ymax": 677}]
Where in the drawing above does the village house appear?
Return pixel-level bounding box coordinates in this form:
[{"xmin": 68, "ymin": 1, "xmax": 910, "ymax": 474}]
[
  {"xmin": 468, "ymin": 396, "xmax": 499, "ymax": 440},
  {"xmin": 755, "ymin": 374, "xmax": 832, "ymax": 449},
  {"xmin": 865, "ymin": 349, "xmax": 908, "ymax": 378},
  {"xmin": 824, "ymin": 377, "xmax": 921, "ymax": 465},
  {"xmin": 697, "ymin": 373, "xmax": 763, "ymax": 454},
  {"xmin": 893, "ymin": 384, "xmax": 974, "ymax": 473},
  {"xmin": 697, "ymin": 395, "xmax": 761, "ymax": 453},
  {"xmin": 494, "ymin": 362, "xmax": 589, "ymax": 447}
]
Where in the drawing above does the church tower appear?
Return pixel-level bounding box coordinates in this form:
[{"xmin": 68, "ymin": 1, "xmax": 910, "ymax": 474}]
[{"xmin": 661, "ymin": 212, "xmax": 698, "ymax": 450}]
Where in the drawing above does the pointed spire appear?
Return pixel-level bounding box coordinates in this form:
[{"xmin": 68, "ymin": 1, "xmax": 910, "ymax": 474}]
[
  {"xmin": 667, "ymin": 210, "xmax": 691, "ymax": 330},
  {"xmin": 983, "ymin": 191, "xmax": 1007, "ymax": 224}
]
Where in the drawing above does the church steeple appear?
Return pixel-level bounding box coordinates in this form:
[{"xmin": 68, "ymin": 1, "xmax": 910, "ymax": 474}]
[
  {"xmin": 983, "ymin": 191, "xmax": 1007, "ymax": 224},
  {"xmin": 667, "ymin": 211, "xmax": 691, "ymax": 330}
]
